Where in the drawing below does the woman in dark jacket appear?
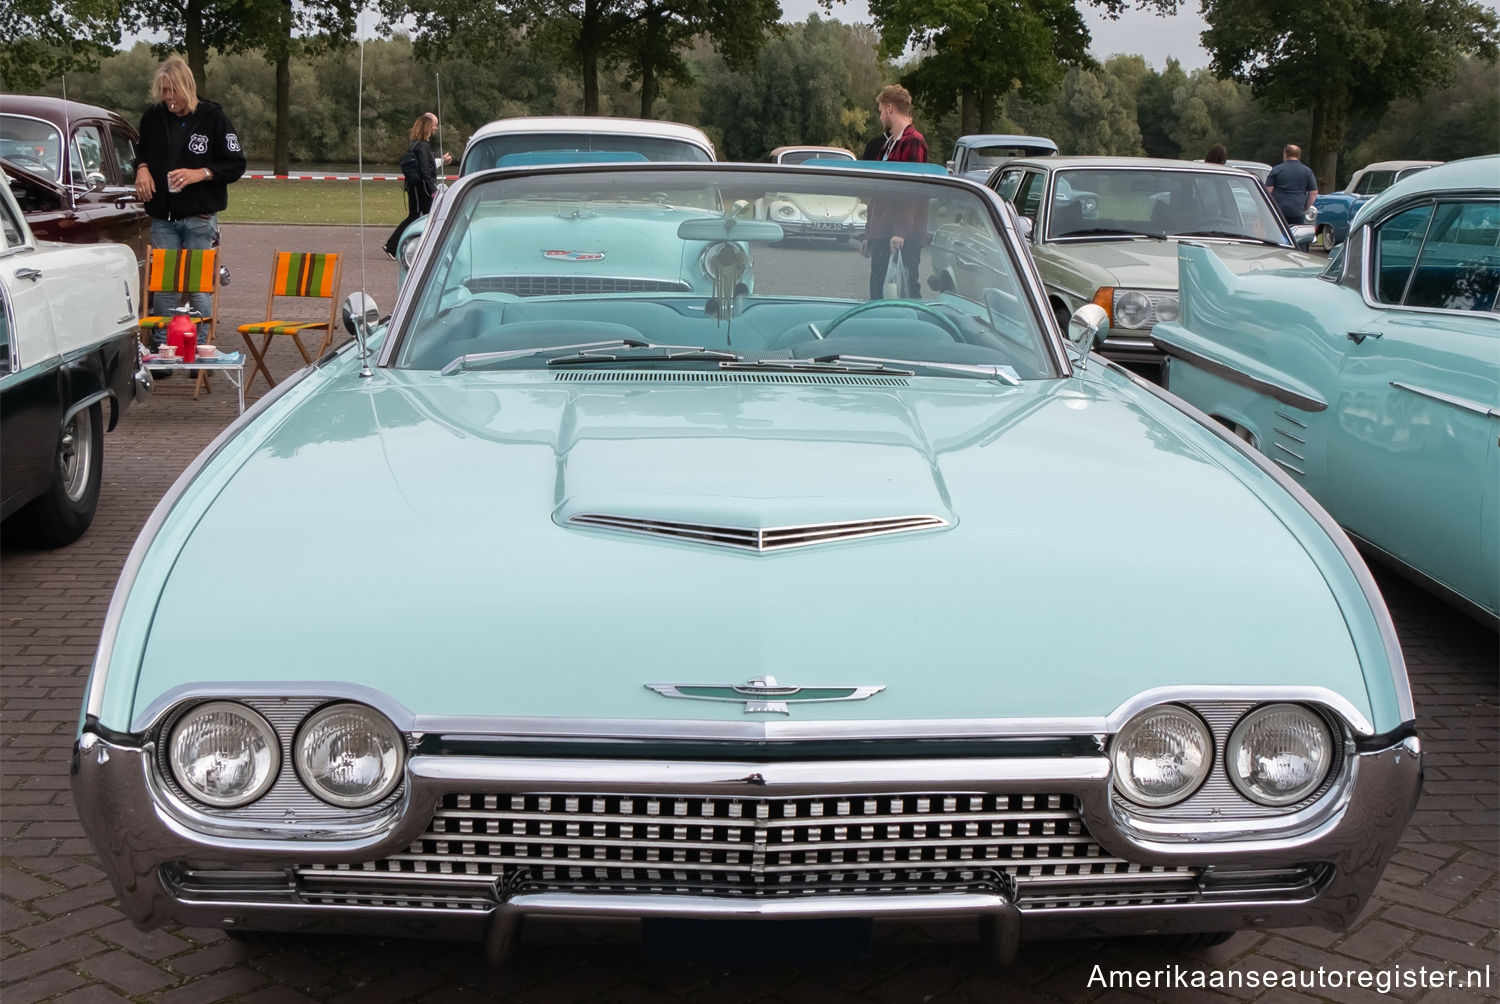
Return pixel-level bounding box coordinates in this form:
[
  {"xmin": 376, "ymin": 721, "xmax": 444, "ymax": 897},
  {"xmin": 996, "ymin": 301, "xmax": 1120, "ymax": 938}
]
[{"xmin": 383, "ymin": 113, "xmax": 451, "ymax": 259}]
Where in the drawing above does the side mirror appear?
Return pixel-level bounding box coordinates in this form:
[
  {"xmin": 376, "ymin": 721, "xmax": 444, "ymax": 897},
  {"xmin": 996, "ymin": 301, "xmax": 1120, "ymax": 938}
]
[
  {"xmin": 1290, "ymin": 224, "xmax": 1316, "ymax": 251},
  {"xmin": 342, "ymin": 292, "xmax": 379, "ymax": 339},
  {"xmin": 86, "ymin": 171, "xmax": 107, "ymax": 192},
  {"xmin": 944, "ymin": 160, "xmax": 955, "ymax": 174},
  {"xmin": 1067, "ymin": 303, "xmax": 1109, "ymax": 363},
  {"xmin": 1016, "ymin": 216, "xmax": 1034, "ymax": 242},
  {"xmin": 729, "ymin": 199, "xmax": 753, "ymax": 218}
]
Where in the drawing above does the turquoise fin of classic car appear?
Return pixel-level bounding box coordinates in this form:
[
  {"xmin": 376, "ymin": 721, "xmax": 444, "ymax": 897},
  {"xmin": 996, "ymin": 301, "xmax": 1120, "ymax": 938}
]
[{"xmin": 1154, "ymin": 244, "xmax": 1328, "ymax": 413}]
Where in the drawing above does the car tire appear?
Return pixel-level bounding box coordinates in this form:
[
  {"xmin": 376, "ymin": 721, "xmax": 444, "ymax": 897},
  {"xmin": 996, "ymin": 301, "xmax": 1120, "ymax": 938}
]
[{"xmin": 10, "ymin": 403, "xmax": 104, "ymax": 547}]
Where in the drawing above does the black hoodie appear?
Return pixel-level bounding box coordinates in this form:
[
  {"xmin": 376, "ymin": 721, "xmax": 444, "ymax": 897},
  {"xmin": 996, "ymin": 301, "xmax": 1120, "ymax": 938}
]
[{"xmin": 137, "ymin": 97, "xmax": 247, "ymax": 220}]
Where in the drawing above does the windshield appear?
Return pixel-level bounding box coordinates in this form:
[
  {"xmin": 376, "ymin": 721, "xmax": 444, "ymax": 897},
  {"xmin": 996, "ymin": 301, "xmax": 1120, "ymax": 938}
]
[
  {"xmin": 463, "ymin": 133, "xmax": 713, "ymax": 175},
  {"xmin": 778, "ymin": 149, "xmax": 854, "ymax": 165},
  {"xmin": 966, "ymin": 145, "xmax": 1052, "ymax": 171},
  {"xmin": 1049, "ymin": 168, "xmax": 1289, "ymax": 244},
  {"xmin": 0, "ymin": 115, "xmax": 64, "ymax": 182},
  {"xmin": 395, "ymin": 166, "xmax": 1057, "ymax": 380}
]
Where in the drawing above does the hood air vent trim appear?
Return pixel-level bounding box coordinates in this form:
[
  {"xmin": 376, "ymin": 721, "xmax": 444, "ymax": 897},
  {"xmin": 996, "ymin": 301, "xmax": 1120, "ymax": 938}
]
[
  {"xmin": 566, "ymin": 514, "xmax": 949, "ymax": 552},
  {"xmin": 554, "ymin": 370, "xmax": 910, "ymax": 386}
]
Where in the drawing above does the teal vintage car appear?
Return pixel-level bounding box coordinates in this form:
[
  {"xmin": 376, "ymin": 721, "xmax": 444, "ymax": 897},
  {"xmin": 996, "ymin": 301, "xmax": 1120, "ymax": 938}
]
[
  {"xmin": 74, "ymin": 163, "xmax": 1421, "ymax": 962},
  {"xmin": 1154, "ymin": 156, "xmax": 1499, "ymax": 626},
  {"xmin": 983, "ymin": 157, "xmax": 1322, "ymax": 370}
]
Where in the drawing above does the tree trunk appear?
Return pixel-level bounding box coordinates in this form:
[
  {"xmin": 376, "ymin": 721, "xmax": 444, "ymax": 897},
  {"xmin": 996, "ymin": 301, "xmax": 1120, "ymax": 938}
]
[
  {"xmin": 960, "ymin": 83, "xmax": 978, "ymax": 135},
  {"xmin": 274, "ymin": 52, "xmax": 290, "ymax": 174},
  {"xmin": 1307, "ymin": 85, "xmax": 1349, "ymax": 191},
  {"xmin": 977, "ymin": 89, "xmax": 996, "ymax": 132},
  {"xmin": 639, "ymin": 60, "xmax": 657, "ymax": 119},
  {"xmin": 581, "ymin": 0, "xmax": 600, "ymax": 115},
  {"xmin": 184, "ymin": 0, "xmax": 205, "ymax": 85}
]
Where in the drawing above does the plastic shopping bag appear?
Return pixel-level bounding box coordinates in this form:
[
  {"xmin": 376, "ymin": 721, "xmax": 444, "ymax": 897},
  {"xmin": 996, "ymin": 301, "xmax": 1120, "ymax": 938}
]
[{"xmin": 883, "ymin": 248, "xmax": 908, "ymax": 299}]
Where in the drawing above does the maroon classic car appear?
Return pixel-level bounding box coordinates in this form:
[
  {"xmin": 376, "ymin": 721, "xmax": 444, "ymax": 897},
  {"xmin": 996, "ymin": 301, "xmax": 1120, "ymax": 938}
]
[{"xmin": 0, "ymin": 95, "xmax": 149, "ymax": 268}]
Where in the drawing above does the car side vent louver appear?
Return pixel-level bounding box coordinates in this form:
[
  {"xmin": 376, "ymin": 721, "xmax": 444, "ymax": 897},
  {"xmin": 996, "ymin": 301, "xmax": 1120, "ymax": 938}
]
[
  {"xmin": 566, "ymin": 514, "xmax": 948, "ymax": 551},
  {"xmin": 553, "ymin": 370, "xmax": 909, "ymax": 386}
]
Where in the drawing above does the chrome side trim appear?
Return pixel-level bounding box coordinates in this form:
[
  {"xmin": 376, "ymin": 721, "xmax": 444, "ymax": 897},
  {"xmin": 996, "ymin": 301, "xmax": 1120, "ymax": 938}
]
[
  {"xmin": 1347, "ymin": 531, "xmax": 1500, "ymax": 630},
  {"xmin": 1274, "ymin": 458, "xmax": 1307, "ymax": 477},
  {"xmin": 1152, "ymin": 337, "xmax": 1327, "ymax": 412},
  {"xmin": 1390, "ymin": 381, "xmax": 1500, "ymax": 419},
  {"xmin": 1277, "ymin": 429, "xmax": 1307, "ymax": 446},
  {"xmin": 130, "ymin": 682, "xmax": 1376, "ymax": 741},
  {"xmin": 86, "ymin": 365, "xmax": 319, "ymax": 722},
  {"xmin": 1275, "ymin": 409, "xmax": 1309, "ymax": 429},
  {"xmin": 1104, "ymin": 360, "xmax": 1413, "ymax": 725},
  {"xmin": 1273, "ymin": 442, "xmax": 1306, "ymax": 462},
  {"xmin": 61, "ymin": 389, "xmax": 112, "ymax": 426},
  {"xmin": 564, "ymin": 513, "xmax": 949, "ymax": 552}
]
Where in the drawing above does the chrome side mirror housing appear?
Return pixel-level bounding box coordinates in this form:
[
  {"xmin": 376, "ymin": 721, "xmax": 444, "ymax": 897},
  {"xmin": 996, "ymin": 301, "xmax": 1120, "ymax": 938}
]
[
  {"xmin": 342, "ymin": 292, "xmax": 379, "ymax": 339},
  {"xmin": 86, "ymin": 171, "xmax": 107, "ymax": 192},
  {"xmin": 1016, "ymin": 216, "xmax": 1034, "ymax": 242},
  {"xmin": 1290, "ymin": 224, "xmax": 1316, "ymax": 251},
  {"xmin": 1067, "ymin": 303, "xmax": 1109, "ymax": 369}
]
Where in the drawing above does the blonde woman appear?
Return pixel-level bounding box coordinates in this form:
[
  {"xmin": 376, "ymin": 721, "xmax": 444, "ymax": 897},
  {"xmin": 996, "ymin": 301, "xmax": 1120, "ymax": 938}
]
[
  {"xmin": 384, "ymin": 112, "xmax": 451, "ymax": 259},
  {"xmin": 133, "ymin": 54, "xmax": 246, "ymax": 346}
]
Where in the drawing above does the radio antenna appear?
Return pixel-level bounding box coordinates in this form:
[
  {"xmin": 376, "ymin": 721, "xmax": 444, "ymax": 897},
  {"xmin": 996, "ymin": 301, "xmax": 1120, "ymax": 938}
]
[
  {"xmin": 435, "ymin": 70, "xmax": 445, "ymax": 181},
  {"xmin": 60, "ymin": 74, "xmax": 76, "ymax": 212},
  {"xmin": 355, "ymin": 6, "xmax": 372, "ymax": 377}
]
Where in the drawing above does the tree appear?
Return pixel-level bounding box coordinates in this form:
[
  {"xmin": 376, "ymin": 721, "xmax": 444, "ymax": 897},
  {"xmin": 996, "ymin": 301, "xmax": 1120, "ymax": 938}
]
[
  {"xmin": 1201, "ymin": 0, "xmax": 1499, "ymax": 187},
  {"xmin": 1059, "ymin": 64, "xmax": 1141, "ymax": 154},
  {"xmin": 1, "ymin": 0, "xmax": 122, "ymax": 88},
  {"xmin": 616, "ymin": 0, "xmax": 779, "ymax": 119},
  {"xmin": 1135, "ymin": 56, "xmax": 1186, "ymax": 157}
]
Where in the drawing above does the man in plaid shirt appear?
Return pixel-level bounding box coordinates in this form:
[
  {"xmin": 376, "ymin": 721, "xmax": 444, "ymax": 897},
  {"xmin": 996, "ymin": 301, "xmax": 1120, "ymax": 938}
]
[{"xmin": 862, "ymin": 85, "xmax": 929, "ymax": 299}]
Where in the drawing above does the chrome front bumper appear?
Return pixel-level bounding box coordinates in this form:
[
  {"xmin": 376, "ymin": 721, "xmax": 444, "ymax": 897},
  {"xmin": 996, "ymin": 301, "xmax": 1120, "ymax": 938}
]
[{"xmin": 72, "ymin": 730, "xmax": 1420, "ymax": 954}]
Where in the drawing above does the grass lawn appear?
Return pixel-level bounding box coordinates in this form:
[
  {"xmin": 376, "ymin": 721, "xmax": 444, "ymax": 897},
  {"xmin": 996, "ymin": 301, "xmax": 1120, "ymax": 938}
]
[{"xmin": 220, "ymin": 179, "xmax": 407, "ymax": 225}]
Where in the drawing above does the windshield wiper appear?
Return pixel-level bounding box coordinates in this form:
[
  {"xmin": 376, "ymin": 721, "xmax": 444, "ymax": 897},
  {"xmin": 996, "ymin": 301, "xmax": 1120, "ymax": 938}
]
[
  {"xmin": 810, "ymin": 353, "xmax": 1021, "ymax": 384},
  {"xmin": 547, "ymin": 344, "xmax": 742, "ymax": 365},
  {"xmin": 439, "ymin": 339, "xmax": 652, "ymax": 374},
  {"xmin": 720, "ymin": 357, "xmax": 913, "ymax": 375},
  {"xmin": 1057, "ymin": 228, "xmax": 1165, "ymax": 240},
  {"xmin": 1173, "ymin": 230, "xmax": 1286, "ymax": 247}
]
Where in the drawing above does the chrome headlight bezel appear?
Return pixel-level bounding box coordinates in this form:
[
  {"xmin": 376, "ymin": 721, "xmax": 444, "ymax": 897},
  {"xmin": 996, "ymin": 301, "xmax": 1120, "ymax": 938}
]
[
  {"xmin": 293, "ymin": 702, "xmax": 405, "ymax": 808},
  {"xmin": 1110, "ymin": 704, "xmax": 1214, "ymax": 807},
  {"xmin": 167, "ymin": 701, "xmax": 281, "ymax": 808},
  {"xmin": 1105, "ymin": 287, "xmax": 1180, "ymax": 330},
  {"xmin": 1226, "ymin": 703, "xmax": 1334, "ymax": 807},
  {"xmin": 398, "ymin": 231, "xmax": 423, "ymax": 269}
]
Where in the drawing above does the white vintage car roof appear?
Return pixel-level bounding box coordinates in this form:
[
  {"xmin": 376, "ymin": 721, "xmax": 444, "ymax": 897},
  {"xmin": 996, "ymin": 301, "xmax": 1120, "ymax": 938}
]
[{"xmin": 466, "ymin": 116, "xmax": 715, "ymax": 158}]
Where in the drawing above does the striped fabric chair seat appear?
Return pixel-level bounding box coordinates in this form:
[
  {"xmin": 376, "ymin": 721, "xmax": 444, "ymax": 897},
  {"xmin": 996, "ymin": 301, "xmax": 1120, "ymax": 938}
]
[{"xmin": 237, "ymin": 251, "xmax": 343, "ymax": 393}]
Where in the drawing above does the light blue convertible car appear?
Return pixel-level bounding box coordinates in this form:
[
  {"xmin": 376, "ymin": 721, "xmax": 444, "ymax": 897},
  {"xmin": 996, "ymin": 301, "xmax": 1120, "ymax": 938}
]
[
  {"xmin": 1155, "ymin": 156, "xmax": 1498, "ymax": 626},
  {"xmin": 74, "ymin": 163, "xmax": 1421, "ymax": 962}
]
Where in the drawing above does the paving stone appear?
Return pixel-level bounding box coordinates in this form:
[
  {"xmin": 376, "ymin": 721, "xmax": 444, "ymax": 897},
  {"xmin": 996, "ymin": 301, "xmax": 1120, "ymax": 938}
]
[{"xmin": 79, "ymin": 948, "xmax": 182, "ymax": 995}]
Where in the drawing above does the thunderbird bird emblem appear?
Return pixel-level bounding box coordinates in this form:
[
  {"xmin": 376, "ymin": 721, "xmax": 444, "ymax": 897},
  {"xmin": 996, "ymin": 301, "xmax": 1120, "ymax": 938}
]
[
  {"xmin": 645, "ymin": 676, "xmax": 885, "ymax": 715},
  {"xmin": 543, "ymin": 249, "xmax": 605, "ymax": 261}
]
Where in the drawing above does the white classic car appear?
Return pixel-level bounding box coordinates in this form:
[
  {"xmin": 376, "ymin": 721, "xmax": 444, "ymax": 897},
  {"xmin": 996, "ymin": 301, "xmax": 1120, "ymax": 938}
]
[{"xmin": 1, "ymin": 168, "xmax": 145, "ymax": 545}]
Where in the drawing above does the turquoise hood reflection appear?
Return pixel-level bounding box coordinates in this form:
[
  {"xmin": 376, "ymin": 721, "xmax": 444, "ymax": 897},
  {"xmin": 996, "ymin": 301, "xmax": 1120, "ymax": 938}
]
[{"xmin": 128, "ymin": 369, "xmax": 1371, "ymax": 731}]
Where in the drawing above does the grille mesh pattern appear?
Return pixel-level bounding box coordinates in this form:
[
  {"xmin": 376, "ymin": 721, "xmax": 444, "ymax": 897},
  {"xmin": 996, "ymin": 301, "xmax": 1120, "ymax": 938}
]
[
  {"xmin": 298, "ymin": 792, "xmax": 1197, "ymax": 909},
  {"xmin": 466, "ymin": 276, "xmax": 691, "ymax": 296}
]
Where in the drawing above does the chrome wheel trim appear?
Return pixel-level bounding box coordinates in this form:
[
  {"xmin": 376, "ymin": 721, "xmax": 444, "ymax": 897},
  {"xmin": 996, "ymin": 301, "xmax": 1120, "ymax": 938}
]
[{"xmin": 59, "ymin": 410, "xmax": 94, "ymax": 503}]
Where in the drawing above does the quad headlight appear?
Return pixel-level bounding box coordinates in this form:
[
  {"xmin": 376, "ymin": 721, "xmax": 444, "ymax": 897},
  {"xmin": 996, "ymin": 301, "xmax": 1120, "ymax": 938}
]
[
  {"xmin": 168, "ymin": 702, "xmax": 280, "ymax": 808},
  {"xmin": 398, "ymin": 232, "xmax": 423, "ymax": 269},
  {"xmin": 1094, "ymin": 287, "xmax": 1180, "ymax": 330},
  {"xmin": 1227, "ymin": 704, "xmax": 1333, "ymax": 806},
  {"xmin": 1111, "ymin": 705, "xmax": 1213, "ymax": 807},
  {"xmin": 294, "ymin": 703, "xmax": 404, "ymax": 807}
]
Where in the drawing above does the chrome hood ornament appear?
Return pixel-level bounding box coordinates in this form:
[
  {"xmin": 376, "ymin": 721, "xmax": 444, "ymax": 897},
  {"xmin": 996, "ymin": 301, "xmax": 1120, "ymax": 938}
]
[{"xmin": 645, "ymin": 675, "xmax": 885, "ymax": 715}]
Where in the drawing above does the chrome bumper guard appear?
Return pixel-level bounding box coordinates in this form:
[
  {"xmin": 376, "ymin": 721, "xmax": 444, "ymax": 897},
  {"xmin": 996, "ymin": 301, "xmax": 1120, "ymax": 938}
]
[{"xmin": 73, "ymin": 732, "xmax": 1420, "ymax": 956}]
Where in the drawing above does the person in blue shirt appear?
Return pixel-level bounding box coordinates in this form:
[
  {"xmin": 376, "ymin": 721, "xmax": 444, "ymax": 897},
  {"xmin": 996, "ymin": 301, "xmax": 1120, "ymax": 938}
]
[{"xmin": 1265, "ymin": 144, "xmax": 1319, "ymax": 225}]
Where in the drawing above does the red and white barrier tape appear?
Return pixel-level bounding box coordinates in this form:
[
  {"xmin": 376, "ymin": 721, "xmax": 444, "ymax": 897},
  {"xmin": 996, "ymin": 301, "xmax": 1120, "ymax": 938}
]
[{"xmin": 244, "ymin": 172, "xmax": 459, "ymax": 181}]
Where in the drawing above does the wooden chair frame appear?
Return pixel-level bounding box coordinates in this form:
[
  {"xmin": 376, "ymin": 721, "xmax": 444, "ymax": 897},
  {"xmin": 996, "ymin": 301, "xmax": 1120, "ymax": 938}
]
[
  {"xmin": 238, "ymin": 250, "xmax": 343, "ymax": 393},
  {"xmin": 140, "ymin": 244, "xmax": 221, "ymax": 400}
]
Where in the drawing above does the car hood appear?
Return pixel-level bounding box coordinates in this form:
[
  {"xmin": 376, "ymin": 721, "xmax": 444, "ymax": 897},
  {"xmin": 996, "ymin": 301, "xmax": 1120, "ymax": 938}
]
[
  {"xmin": 1048, "ymin": 238, "xmax": 1318, "ymax": 289},
  {"xmin": 130, "ymin": 372, "xmax": 1369, "ymax": 732}
]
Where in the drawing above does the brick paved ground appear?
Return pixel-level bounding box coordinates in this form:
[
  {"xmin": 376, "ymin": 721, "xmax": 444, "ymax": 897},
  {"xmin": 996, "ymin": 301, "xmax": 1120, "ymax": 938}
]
[{"xmin": 3, "ymin": 227, "xmax": 1496, "ymax": 1001}]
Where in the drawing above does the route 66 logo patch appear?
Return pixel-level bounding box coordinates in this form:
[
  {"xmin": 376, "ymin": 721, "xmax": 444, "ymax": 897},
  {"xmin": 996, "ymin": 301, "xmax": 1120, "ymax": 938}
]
[
  {"xmin": 188, "ymin": 133, "xmax": 209, "ymax": 155},
  {"xmin": 226, "ymin": 133, "xmax": 241, "ymax": 153}
]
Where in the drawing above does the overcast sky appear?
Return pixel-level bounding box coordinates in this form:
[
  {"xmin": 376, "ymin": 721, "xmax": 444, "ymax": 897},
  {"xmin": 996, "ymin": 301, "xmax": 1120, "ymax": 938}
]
[{"xmin": 778, "ymin": 0, "xmax": 1215, "ymax": 71}]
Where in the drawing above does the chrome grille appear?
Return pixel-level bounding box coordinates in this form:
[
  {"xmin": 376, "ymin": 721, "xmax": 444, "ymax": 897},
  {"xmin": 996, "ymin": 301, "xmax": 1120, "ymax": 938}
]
[
  {"xmin": 297, "ymin": 792, "xmax": 1201, "ymax": 908},
  {"xmin": 466, "ymin": 276, "xmax": 691, "ymax": 296},
  {"xmin": 564, "ymin": 514, "xmax": 948, "ymax": 551}
]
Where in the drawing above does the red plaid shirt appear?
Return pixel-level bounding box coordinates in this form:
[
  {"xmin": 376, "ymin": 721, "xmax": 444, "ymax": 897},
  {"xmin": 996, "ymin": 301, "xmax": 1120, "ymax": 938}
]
[{"xmin": 867, "ymin": 123, "xmax": 930, "ymax": 241}]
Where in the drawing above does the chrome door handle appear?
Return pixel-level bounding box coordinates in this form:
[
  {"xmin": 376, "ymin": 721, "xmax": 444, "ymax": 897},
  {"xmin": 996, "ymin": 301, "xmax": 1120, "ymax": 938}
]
[
  {"xmin": 1347, "ymin": 330, "xmax": 1381, "ymax": 344},
  {"xmin": 14, "ymin": 267, "xmax": 42, "ymax": 282}
]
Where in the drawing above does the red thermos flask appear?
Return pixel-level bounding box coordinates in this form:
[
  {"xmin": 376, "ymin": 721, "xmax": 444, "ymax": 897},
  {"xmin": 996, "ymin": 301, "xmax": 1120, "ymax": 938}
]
[{"xmin": 166, "ymin": 308, "xmax": 197, "ymax": 363}]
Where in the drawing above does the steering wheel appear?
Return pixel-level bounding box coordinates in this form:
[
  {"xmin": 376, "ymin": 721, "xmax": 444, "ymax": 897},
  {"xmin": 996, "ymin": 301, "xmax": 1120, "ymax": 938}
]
[
  {"xmin": 4, "ymin": 154, "xmax": 51, "ymax": 173},
  {"xmin": 821, "ymin": 299, "xmax": 965, "ymax": 341}
]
